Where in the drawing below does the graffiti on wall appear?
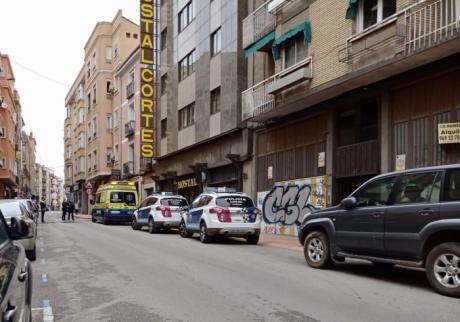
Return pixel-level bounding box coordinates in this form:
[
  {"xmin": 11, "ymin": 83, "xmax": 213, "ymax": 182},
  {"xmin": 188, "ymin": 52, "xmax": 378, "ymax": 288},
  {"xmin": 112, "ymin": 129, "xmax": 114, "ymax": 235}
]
[{"xmin": 257, "ymin": 176, "xmax": 328, "ymax": 236}]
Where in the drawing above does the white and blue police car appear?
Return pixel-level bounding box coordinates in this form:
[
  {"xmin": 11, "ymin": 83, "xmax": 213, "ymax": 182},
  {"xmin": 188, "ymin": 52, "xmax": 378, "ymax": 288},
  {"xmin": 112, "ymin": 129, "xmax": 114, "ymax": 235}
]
[
  {"xmin": 179, "ymin": 188, "xmax": 262, "ymax": 244},
  {"xmin": 132, "ymin": 193, "xmax": 189, "ymax": 233}
]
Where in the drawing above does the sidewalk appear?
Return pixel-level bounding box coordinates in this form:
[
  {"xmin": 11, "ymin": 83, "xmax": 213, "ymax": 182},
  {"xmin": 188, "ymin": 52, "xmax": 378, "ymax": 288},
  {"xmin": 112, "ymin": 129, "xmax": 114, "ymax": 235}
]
[
  {"xmin": 260, "ymin": 233, "xmax": 302, "ymax": 252},
  {"xmin": 75, "ymin": 213, "xmax": 91, "ymax": 219}
]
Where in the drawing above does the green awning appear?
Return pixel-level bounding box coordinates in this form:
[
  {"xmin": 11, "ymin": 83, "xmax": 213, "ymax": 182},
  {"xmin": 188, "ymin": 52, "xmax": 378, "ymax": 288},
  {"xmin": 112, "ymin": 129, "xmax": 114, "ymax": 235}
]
[
  {"xmin": 272, "ymin": 21, "xmax": 311, "ymax": 61},
  {"xmin": 346, "ymin": 0, "xmax": 359, "ymax": 19},
  {"xmin": 244, "ymin": 32, "xmax": 276, "ymax": 58}
]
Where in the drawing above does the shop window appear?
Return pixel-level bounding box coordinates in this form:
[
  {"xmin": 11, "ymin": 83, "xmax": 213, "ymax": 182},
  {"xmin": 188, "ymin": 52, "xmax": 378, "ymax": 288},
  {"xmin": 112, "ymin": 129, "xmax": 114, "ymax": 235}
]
[
  {"xmin": 179, "ymin": 50, "xmax": 196, "ymax": 81},
  {"xmin": 338, "ymin": 101, "xmax": 378, "ymax": 147},
  {"xmin": 178, "ymin": 1, "xmax": 194, "ymax": 32}
]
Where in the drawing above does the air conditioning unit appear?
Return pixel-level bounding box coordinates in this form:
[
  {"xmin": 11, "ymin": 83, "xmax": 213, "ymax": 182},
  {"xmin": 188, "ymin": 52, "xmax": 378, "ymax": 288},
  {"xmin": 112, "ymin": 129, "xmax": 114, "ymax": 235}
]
[{"xmin": 0, "ymin": 97, "xmax": 7, "ymax": 109}]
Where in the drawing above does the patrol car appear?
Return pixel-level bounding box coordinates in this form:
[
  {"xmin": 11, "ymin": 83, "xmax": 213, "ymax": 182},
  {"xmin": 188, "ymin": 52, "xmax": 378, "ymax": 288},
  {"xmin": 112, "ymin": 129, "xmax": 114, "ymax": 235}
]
[
  {"xmin": 91, "ymin": 181, "xmax": 138, "ymax": 225},
  {"xmin": 179, "ymin": 188, "xmax": 261, "ymax": 244},
  {"xmin": 132, "ymin": 193, "xmax": 189, "ymax": 233}
]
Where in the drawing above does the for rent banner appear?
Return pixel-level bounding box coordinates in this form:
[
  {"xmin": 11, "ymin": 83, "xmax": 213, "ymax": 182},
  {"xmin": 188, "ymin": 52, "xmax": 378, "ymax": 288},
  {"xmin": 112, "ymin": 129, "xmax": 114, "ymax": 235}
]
[{"xmin": 140, "ymin": 0, "xmax": 159, "ymax": 158}]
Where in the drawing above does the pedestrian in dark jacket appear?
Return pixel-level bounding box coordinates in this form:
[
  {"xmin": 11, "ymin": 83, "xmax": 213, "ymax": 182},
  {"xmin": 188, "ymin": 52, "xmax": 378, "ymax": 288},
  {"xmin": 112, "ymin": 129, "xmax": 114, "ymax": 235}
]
[
  {"xmin": 62, "ymin": 200, "xmax": 69, "ymax": 221},
  {"xmin": 68, "ymin": 201, "xmax": 75, "ymax": 221},
  {"xmin": 39, "ymin": 199, "xmax": 47, "ymax": 223}
]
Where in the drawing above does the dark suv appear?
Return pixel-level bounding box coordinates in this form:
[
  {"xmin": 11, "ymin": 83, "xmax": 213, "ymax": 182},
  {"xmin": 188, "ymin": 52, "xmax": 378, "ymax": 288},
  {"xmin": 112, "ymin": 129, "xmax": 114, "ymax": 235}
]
[{"xmin": 298, "ymin": 165, "xmax": 460, "ymax": 297}]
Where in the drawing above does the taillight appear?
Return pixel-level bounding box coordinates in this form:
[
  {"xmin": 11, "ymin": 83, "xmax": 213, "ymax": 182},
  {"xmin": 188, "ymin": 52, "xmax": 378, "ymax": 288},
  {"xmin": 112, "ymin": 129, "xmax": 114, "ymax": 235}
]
[
  {"xmin": 156, "ymin": 206, "xmax": 172, "ymax": 217},
  {"xmin": 210, "ymin": 207, "xmax": 232, "ymax": 223}
]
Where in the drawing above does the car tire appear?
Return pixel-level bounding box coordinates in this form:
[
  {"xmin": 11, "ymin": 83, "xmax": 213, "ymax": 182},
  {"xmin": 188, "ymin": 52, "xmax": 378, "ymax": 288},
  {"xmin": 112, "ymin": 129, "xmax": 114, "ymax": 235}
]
[
  {"xmin": 26, "ymin": 244, "xmax": 37, "ymax": 261},
  {"xmin": 148, "ymin": 217, "xmax": 159, "ymax": 234},
  {"xmin": 426, "ymin": 242, "xmax": 460, "ymax": 298},
  {"xmin": 304, "ymin": 231, "xmax": 333, "ymax": 269},
  {"xmin": 131, "ymin": 217, "xmax": 141, "ymax": 230},
  {"xmin": 91, "ymin": 214, "xmax": 96, "ymax": 223},
  {"xmin": 103, "ymin": 215, "xmax": 110, "ymax": 225},
  {"xmin": 199, "ymin": 222, "xmax": 212, "ymax": 244},
  {"xmin": 179, "ymin": 220, "xmax": 193, "ymax": 238},
  {"xmin": 246, "ymin": 234, "xmax": 260, "ymax": 245}
]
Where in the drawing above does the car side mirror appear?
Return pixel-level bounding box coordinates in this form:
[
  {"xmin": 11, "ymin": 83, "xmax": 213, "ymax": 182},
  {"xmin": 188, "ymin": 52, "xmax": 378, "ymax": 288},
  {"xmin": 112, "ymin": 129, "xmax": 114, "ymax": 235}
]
[
  {"xmin": 341, "ymin": 197, "xmax": 357, "ymax": 210},
  {"xmin": 9, "ymin": 217, "xmax": 29, "ymax": 240}
]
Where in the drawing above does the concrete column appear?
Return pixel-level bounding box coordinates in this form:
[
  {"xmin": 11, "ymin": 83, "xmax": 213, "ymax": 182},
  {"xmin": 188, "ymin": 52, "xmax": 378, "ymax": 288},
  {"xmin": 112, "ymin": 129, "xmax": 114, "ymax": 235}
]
[
  {"xmin": 380, "ymin": 91, "xmax": 391, "ymax": 174},
  {"xmin": 326, "ymin": 112, "xmax": 335, "ymax": 206}
]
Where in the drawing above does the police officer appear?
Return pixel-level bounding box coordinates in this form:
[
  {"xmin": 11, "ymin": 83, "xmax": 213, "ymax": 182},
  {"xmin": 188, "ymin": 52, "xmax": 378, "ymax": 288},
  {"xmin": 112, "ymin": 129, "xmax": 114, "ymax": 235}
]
[
  {"xmin": 62, "ymin": 200, "xmax": 69, "ymax": 221},
  {"xmin": 39, "ymin": 199, "xmax": 47, "ymax": 223},
  {"xmin": 67, "ymin": 201, "xmax": 75, "ymax": 221}
]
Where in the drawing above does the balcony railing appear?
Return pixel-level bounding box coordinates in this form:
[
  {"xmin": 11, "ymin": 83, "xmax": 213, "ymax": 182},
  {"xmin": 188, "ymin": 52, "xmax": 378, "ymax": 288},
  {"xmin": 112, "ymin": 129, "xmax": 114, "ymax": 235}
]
[
  {"xmin": 126, "ymin": 82, "xmax": 135, "ymax": 98},
  {"xmin": 242, "ymin": 1, "xmax": 276, "ymax": 48},
  {"xmin": 123, "ymin": 161, "xmax": 134, "ymax": 177},
  {"xmin": 125, "ymin": 120, "xmax": 136, "ymax": 137},
  {"xmin": 405, "ymin": 0, "xmax": 460, "ymax": 54}
]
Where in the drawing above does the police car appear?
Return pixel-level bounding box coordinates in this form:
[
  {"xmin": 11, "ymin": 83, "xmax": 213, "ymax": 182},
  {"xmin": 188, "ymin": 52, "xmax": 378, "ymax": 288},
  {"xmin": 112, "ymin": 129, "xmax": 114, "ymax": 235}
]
[
  {"xmin": 132, "ymin": 193, "xmax": 189, "ymax": 233},
  {"xmin": 179, "ymin": 188, "xmax": 261, "ymax": 244}
]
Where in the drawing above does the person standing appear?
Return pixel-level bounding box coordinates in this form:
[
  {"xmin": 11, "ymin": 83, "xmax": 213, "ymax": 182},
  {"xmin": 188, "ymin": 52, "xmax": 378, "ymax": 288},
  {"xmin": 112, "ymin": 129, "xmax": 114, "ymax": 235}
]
[
  {"xmin": 39, "ymin": 199, "xmax": 47, "ymax": 223},
  {"xmin": 62, "ymin": 200, "xmax": 69, "ymax": 221},
  {"xmin": 68, "ymin": 201, "xmax": 75, "ymax": 221}
]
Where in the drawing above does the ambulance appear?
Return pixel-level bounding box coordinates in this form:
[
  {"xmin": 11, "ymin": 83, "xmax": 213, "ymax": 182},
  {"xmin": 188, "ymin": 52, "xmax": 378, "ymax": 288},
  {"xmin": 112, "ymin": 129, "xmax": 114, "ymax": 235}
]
[{"xmin": 91, "ymin": 181, "xmax": 138, "ymax": 225}]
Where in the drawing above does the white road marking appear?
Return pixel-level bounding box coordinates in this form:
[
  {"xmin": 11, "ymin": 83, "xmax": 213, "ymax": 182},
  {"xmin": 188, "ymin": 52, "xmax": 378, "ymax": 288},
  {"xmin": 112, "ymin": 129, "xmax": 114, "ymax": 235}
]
[
  {"xmin": 43, "ymin": 300, "xmax": 54, "ymax": 322},
  {"xmin": 41, "ymin": 273, "xmax": 48, "ymax": 283}
]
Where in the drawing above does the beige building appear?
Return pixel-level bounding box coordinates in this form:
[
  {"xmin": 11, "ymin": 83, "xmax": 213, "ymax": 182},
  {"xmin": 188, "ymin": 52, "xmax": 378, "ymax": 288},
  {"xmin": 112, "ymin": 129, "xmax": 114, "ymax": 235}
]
[{"xmin": 64, "ymin": 10, "xmax": 139, "ymax": 212}]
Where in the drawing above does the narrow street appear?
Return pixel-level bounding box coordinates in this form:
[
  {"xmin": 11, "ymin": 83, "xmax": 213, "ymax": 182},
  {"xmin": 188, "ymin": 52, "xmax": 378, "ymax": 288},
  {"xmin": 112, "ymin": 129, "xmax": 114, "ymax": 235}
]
[{"xmin": 31, "ymin": 212, "xmax": 460, "ymax": 322}]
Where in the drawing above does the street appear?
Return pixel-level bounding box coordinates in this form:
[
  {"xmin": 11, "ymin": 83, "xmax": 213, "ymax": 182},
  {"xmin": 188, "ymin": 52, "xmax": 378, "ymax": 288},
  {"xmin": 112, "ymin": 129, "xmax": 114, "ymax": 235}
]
[{"xmin": 30, "ymin": 212, "xmax": 460, "ymax": 322}]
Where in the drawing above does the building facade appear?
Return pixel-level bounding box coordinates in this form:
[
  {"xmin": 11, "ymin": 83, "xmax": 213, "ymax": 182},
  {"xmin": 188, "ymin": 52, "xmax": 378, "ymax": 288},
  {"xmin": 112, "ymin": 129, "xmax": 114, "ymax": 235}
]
[
  {"xmin": 243, "ymin": 0, "xmax": 460, "ymax": 235},
  {"xmin": 155, "ymin": 0, "xmax": 250, "ymax": 202},
  {"xmin": 20, "ymin": 131, "xmax": 37, "ymax": 198}
]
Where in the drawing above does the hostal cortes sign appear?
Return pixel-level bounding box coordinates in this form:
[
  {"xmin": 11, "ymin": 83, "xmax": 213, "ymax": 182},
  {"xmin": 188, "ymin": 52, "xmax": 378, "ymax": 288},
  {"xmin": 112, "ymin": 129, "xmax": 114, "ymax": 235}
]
[{"xmin": 140, "ymin": 0, "xmax": 159, "ymax": 157}]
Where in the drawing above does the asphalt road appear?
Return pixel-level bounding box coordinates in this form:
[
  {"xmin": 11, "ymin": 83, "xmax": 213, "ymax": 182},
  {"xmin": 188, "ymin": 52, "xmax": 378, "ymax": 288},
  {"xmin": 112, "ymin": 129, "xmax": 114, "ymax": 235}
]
[{"xmin": 30, "ymin": 212, "xmax": 460, "ymax": 322}]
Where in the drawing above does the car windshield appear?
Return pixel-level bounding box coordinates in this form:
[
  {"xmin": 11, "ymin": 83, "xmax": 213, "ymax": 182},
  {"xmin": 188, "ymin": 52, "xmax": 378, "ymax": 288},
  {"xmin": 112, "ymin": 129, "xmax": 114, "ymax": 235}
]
[
  {"xmin": 216, "ymin": 196, "xmax": 254, "ymax": 208},
  {"xmin": 110, "ymin": 191, "xmax": 136, "ymax": 206},
  {"xmin": 0, "ymin": 202, "xmax": 23, "ymax": 218},
  {"xmin": 160, "ymin": 198, "xmax": 188, "ymax": 207}
]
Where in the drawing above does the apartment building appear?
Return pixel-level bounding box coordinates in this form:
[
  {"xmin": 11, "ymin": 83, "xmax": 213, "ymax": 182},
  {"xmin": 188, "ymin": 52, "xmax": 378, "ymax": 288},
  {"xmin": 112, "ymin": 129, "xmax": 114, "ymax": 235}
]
[
  {"xmin": 20, "ymin": 131, "xmax": 37, "ymax": 198},
  {"xmin": 243, "ymin": 0, "xmax": 460, "ymax": 227},
  {"xmin": 156, "ymin": 0, "xmax": 250, "ymax": 202},
  {"xmin": 0, "ymin": 54, "xmax": 22, "ymax": 198}
]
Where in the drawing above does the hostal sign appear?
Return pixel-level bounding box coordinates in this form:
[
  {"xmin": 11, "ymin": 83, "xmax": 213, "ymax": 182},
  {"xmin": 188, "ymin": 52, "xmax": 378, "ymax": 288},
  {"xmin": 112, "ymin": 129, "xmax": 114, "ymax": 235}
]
[{"xmin": 140, "ymin": 0, "xmax": 159, "ymax": 157}]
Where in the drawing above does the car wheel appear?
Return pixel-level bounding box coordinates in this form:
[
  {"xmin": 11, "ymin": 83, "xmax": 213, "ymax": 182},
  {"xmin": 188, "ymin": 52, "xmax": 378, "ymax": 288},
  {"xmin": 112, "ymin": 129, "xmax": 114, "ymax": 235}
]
[
  {"xmin": 246, "ymin": 234, "xmax": 260, "ymax": 245},
  {"xmin": 179, "ymin": 220, "xmax": 192, "ymax": 238},
  {"xmin": 426, "ymin": 242, "xmax": 460, "ymax": 298},
  {"xmin": 304, "ymin": 231, "xmax": 333, "ymax": 269},
  {"xmin": 26, "ymin": 244, "xmax": 37, "ymax": 261},
  {"xmin": 148, "ymin": 217, "xmax": 159, "ymax": 234},
  {"xmin": 91, "ymin": 214, "xmax": 96, "ymax": 223},
  {"xmin": 103, "ymin": 214, "xmax": 110, "ymax": 225},
  {"xmin": 131, "ymin": 217, "xmax": 141, "ymax": 230},
  {"xmin": 199, "ymin": 222, "xmax": 212, "ymax": 244}
]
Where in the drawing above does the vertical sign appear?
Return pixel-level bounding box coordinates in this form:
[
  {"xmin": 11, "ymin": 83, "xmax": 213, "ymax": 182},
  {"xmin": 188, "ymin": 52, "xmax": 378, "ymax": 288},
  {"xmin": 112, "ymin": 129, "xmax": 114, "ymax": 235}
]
[{"xmin": 140, "ymin": 0, "xmax": 159, "ymax": 158}]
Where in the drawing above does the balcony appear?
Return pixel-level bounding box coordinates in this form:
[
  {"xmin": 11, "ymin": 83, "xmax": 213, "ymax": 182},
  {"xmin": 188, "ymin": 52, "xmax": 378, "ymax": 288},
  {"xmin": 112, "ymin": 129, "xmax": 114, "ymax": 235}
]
[
  {"xmin": 126, "ymin": 82, "xmax": 135, "ymax": 98},
  {"xmin": 242, "ymin": 57, "xmax": 312, "ymax": 121},
  {"xmin": 243, "ymin": 1, "xmax": 276, "ymax": 48},
  {"xmin": 123, "ymin": 161, "xmax": 134, "ymax": 177},
  {"xmin": 125, "ymin": 120, "xmax": 136, "ymax": 137},
  {"xmin": 339, "ymin": 0, "xmax": 460, "ymax": 71}
]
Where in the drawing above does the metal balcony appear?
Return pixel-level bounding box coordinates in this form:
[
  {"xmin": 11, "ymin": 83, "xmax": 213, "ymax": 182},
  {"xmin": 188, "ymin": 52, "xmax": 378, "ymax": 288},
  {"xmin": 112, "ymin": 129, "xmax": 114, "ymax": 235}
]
[
  {"xmin": 123, "ymin": 161, "xmax": 134, "ymax": 177},
  {"xmin": 125, "ymin": 120, "xmax": 136, "ymax": 137},
  {"xmin": 242, "ymin": 1, "xmax": 276, "ymax": 48}
]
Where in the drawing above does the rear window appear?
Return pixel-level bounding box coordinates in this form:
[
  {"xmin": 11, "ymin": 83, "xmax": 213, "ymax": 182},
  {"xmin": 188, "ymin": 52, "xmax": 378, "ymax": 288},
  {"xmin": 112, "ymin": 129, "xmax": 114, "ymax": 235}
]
[
  {"xmin": 0, "ymin": 203, "xmax": 22, "ymax": 218},
  {"xmin": 160, "ymin": 198, "xmax": 188, "ymax": 207},
  {"xmin": 110, "ymin": 191, "xmax": 136, "ymax": 206},
  {"xmin": 216, "ymin": 196, "xmax": 254, "ymax": 208}
]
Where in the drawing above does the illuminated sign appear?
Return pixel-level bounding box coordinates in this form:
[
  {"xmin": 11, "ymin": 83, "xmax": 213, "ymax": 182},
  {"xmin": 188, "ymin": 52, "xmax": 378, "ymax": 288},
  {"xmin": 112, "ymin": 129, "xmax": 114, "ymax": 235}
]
[
  {"xmin": 140, "ymin": 0, "xmax": 159, "ymax": 158},
  {"xmin": 438, "ymin": 123, "xmax": 460, "ymax": 144},
  {"xmin": 177, "ymin": 178, "xmax": 198, "ymax": 190}
]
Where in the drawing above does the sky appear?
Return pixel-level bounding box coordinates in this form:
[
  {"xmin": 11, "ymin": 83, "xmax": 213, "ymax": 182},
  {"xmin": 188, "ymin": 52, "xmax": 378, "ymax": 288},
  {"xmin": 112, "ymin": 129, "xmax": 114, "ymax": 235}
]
[{"xmin": 0, "ymin": 0, "xmax": 139, "ymax": 179}]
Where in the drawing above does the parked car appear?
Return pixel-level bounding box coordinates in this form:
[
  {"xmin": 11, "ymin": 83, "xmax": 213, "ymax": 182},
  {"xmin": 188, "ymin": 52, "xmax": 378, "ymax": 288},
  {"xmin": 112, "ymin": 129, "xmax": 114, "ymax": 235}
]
[
  {"xmin": 298, "ymin": 165, "xmax": 460, "ymax": 297},
  {"xmin": 0, "ymin": 211, "xmax": 33, "ymax": 322},
  {"xmin": 132, "ymin": 193, "xmax": 189, "ymax": 233},
  {"xmin": 0, "ymin": 200, "xmax": 37, "ymax": 261},
  {"xmin": 179, "ymin": 188, "xmax": 261, "ymax": 244},
  {"xmin": 17, "ymin": 199, "xmax": 39, "ymax": 224}
]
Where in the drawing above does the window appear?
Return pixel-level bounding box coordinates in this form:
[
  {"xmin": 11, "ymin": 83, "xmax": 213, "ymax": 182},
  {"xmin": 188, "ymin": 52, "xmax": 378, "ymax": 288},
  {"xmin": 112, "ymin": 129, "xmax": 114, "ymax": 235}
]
[
  {"xmin": 395, "ymin": 172, "xmax": 441, "ymax": 204},
  {"xmin": 179, "ymin": 103, "xmax": 195, "ymax": 130},
  {"xmin": 66, "ymin": 125, "xmax": 72, "ymax": 138},
  {"xmin": 110, "ymin": 191, "xmax": 136, "ymax": 206},
  {"xmin": 114, "ymin": 144, "xmax": 119, "ymax": 162},
  {"xmin": 92, "ymin": 85, "xmax": 97, "ymax": 104},
  {"xmin": 210, "ymin": 87, "xmax": 221, "ymax": 114},
  {"xmin": 358, "ymin": 0, "xmax": 397, "ymax": 31},
  {"xmin": 87, "ymin": 93, "xmax": 91, "ymax": 109},
  {"xmin": 128, "ymin": 103, "xmax": 135, "ymax": 122},
  {"xmin": 284, "ymin": 33, "xmax": 308, "ymax": 69},
  {"xmin": 91, "ymin": 52, "xmax": 96, "ymax": 72},
  {"xmin": 128, "ymin": 144, "xmax": 135, "ymax": 162},
  {"xmin": 66, "ymin": 145, "xmax": 72, "ymax": 159},
  {"xmin": 106, "ymin": 46, "xmax": 113, "ymax": 63},
  {"xmin": 113, "ymin": 43, "xmax": 119, "ymax": 58},
  {"xmin": 114, "ymin": 110, "xmax": 119, "ymax": 129},
  {"xmin": 216, "ymin": 196, "xmax": 254, "ymax": 208},
  {"xmin": 78, "ymin": 108, "xmax": 84, "ymax": 124},
  {"xmin": 91, "ymin": 117, "xmax": 97, "ymax": 137},
  {"xmin": 0, "ymin": 158, "xmax": 5, "ymax": 168},
  {"xmin": 126, "ymin": 32, "xmax": 131, "ymax": 38},
  {"xmin": 178, "ymin": 1, "xmax": 195, "ymax": 32},
  {"xmin": 78, "ymin": 132, "xmax": 85, "ymax": 148},
  {"xmin": 0, "ymin": 127, "xmax": 6, "ymax": 138},
  {"xmin": 443, "ymin": 170, "xmax": 460, "ymax": 202},
  {"xmin": 133, "ymin": 33, "xmax": 138, "ymax": 39},
  {"xmin": 338, "ymin": 101, "xmax": 378, "ymax": 147},
  {"xmin": 79, "ymin": 156, "xmax": 85, "ymax": 173},
  {"xmin": 106, "ymin": 114, "xmax": 113, "ymax": 132},
  {"xmin": 161, "ymin": 29, "xmax": 167, "ymax": 51},
  {"xmin": 66, "ymin": 106, "xmax": 71, "ymax": 118},
  {"xmin": 161, "ymin": 198, "xmax": 188, "ymax": 207},
  {"xmin": 67, "ymin": 166, "xmax": 72, "ymax": 179},
  {"xmin": 106, "ymin": 80, "xmax": 113, "ymax": 94},
  {"xmin": 211, "ymin": 28, "xmax": 221, "ymax": 56},
  {"xmin": 161, "ymin": 74, "xmax": 168, "ymax": 95},
  {"xmin": 179, "ymin": 50, "xmax": 196, "ymax": 81},
  {"xmin": 106, "ymin": 147, "xmax": 113, "ymax": 165},
  {"xmin": 93, "ymin": 151, "xmax": 97, "ymax": 169},
  {"xmin": 352, "ymin": 176, "xmax": 397, "ymax": 207},
  {"xmin": 161, "ymin": 118, "xmax": 167, "ymax": 139},
  {"xmin": 87, "ymin": 154, "xmax": 92, "ymax": 171}
]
